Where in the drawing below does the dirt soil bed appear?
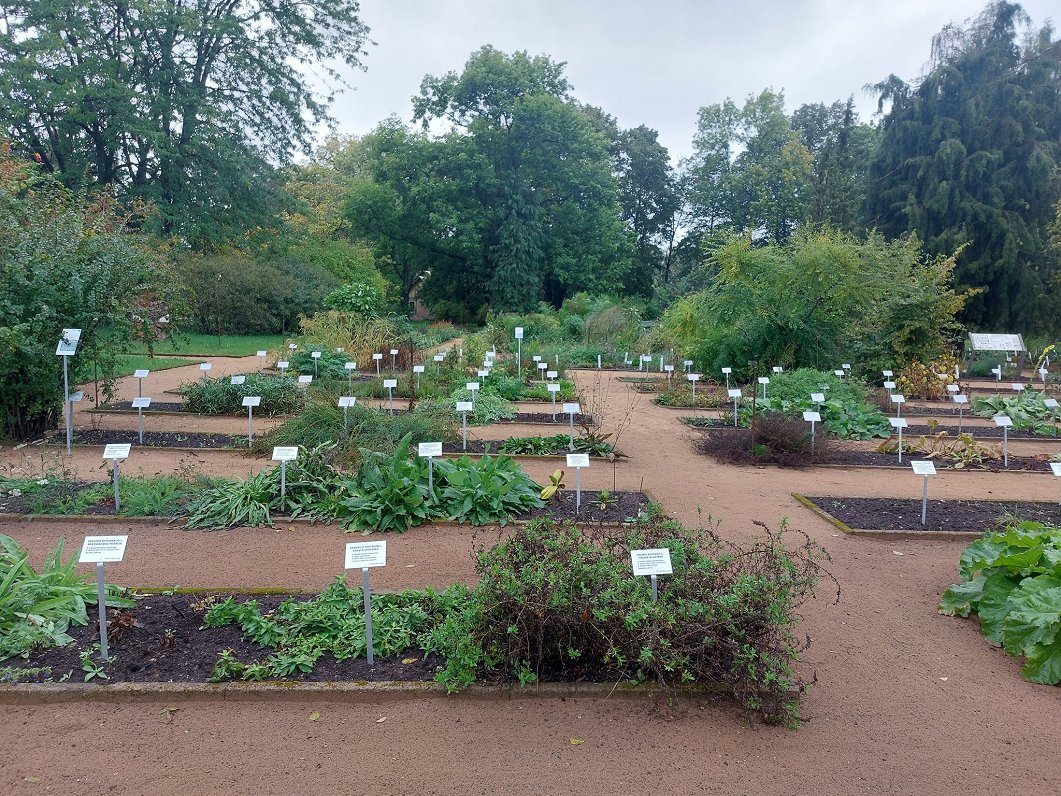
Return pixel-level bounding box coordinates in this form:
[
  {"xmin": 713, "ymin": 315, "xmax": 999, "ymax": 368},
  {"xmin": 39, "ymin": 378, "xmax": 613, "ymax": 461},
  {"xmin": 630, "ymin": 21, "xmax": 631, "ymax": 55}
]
[
  {"xmin": 101, "ymin": 401, "xmax": 188, "ymax": 413},
  {"xmin": 827, "ymin": 449, "xmax": 1052, "ymax": 471},
  {"xmin": 63, "ymin": 429, "xmax": 243, "ymax": 449},
  {"xmin": 4, "ymin": 594, "xmax": 442, "ymax": 685},
  {"xmin": 903, "ymin": 422, "xmax": 1061, "ymax": 440},
  {"xmin": 804, "ymin": 495, "xmax": 1061, "ymax": 532},
  {"xmin": 523, "ymin": 490, "xmax": 648, "ymax": 523},
  {"xmin": 439, "ymin": 441, "xmax": 610, "ymax": 458}
]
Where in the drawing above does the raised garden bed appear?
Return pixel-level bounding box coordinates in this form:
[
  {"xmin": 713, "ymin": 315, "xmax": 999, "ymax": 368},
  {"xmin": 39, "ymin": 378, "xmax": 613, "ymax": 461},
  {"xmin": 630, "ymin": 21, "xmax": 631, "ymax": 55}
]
[
  {"xmin": 799, "ymin": 495, "xmax": 1061, "ymax": 532},
  {"xmin": 902, "ymin": 423, "xmax": 1061, "ymax": 440},
  {"xmin": 60, "ymin": 429, "xmax": 243, "ymax": 449},
  {"xmin": 440, "ymin": 440, "xmax": 618, "ymax": 459}
]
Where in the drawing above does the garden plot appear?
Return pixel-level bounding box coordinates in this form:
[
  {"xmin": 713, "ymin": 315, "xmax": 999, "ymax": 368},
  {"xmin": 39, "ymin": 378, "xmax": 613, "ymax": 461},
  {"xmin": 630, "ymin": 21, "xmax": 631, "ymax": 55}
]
[{"xmin": 797, "ymin": 495, "xmax": 1061, "ymax": 533}]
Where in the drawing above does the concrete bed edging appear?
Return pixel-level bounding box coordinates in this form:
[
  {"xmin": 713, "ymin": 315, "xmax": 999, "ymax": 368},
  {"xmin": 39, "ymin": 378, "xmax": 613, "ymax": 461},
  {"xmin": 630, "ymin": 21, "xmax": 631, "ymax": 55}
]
[{"xmin": 789, "ymin": 493, "xmax": 984, "ymax": 540}]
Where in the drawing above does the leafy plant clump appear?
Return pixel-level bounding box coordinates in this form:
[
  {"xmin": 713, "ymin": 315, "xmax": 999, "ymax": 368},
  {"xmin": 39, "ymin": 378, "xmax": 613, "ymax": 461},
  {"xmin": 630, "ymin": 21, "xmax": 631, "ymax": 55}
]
[
  {"xmin": 939, "ymin": 520, "xmax": 1061, "ymax": 684},
  {"xmin": 653, "ymin": 387, "xmax": 724, "ymax": 408},
  {"xmin": 875, "ymin": 430, "xmax": 1001, "ymax": 468},
  {"xmin": 695, "ymin": 413, "xmax": 839, "ymax": 468},
  {"xmin": 896, "ymin": 355, "xmax": 960, "ymax": 400},
  {"xmin": 0, "ymin": 535, "xmax": 135, "ymax": 660},
  {"xmin": 424, "ymin": 518, "xmax": 833, "ymax": 726},
  {"xmin": 973, "ymin": 389, "xmax": 1060, "ymax": 436},
  {"xmin": 181, "ymin": 374, "xmax": 303, "ymax": 416},
  {"xmin": 496, "ymin": 434, "xmax": 616, "ymax": 457},
  {"xmin": 204, "ymin": 577, "xmax": 468, "ymax": 681}
]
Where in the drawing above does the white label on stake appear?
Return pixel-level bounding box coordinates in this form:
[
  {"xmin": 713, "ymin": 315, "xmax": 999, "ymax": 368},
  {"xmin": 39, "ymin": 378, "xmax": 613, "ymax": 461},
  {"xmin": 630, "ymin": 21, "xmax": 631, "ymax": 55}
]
[
  {"xmin": 946, "ymin": 384, "xmax": 959, "ymax": 393},
  {"xmin": 772, "ymin": 366, "xmax": 783, "ymax": 374},
  {"xmin": 102, "ymin": 444, "xmax": 131, "ymax": 460},
  {"xmin": 834, "ymin": 369, "xmax": 845, "ymax": 377},
  {"xmin": 390, "ymin": 349, "xmax": 399, "ymax": 356},
  {"xmin": 1050, "ymin": 462, "xmax": 1061, "ymax": 477},
  {"xmin": 953, "ymin": 395, "xmax": 968, "ymax": 405},
  {"xmin": 664, "ymin": 365, "xmax": 674, "ymax": 373},
  {"xmin": 199, "ymin": 363, "xmax": 212, "ymax": 372},
  {"xmin": 230, "ymin": 375, "xmax": 246, "ymax": 385},
  {"xmin": 810, "ymin": 393, "xmax": 825, "ymax": 403},
  {"xmin": 311, "ymin": 351, "xmax": 322, "ymax": 359},
  {"xmin": 687, "ymin": 374, "xmax": 701, "ymax": 382},
  {"xmin": 478, "ymin": 370, "xmax": 489, "ymax": 378},
  {"xmin": 55, "ymin": 328, "xmax": 82, "ymax": 356},
  {"xmin": 631, "ymin": 548, "xmax": 673, "ymax": 577},
  {"xmin": 383, "ymin": 379, "xmax": 397, "ymax": 388},
  {"xmin": 344, "ymin": 541, "xmax": 387, "ymax": 569},
  {"xmin": 803, "ymin": 411, "xmax": 821, "ymax": 422},
  {"xmin": 1011, "ymin": 383, "xmax": 1023, "ymax": 392},
  {"xmin": 683, "ymin": 360, "xmax": 693, "ymax": 367},
  {"xmin": 968, "ymin": 333, "xmax": 1024, "ymax": 352},
  {"xmin": 993, "ymin": 415, "xmax": 1013, "ymax": 427},
  {"xmin": 889, "ymin": 418, "xmax": 908, "ymax": 429},
  {"xmin": 131, "ymin": 397, "xmax": 152, "ymax": 409},
  {"xmin": 566, "ymin": 453, "xmax": 590, "ymax": 468},
  {"xmin": 413, "ymin": 365, "xmax": 425, "ymax": 374},
  {"xmin": 372, "ymin": 353, "xmax": 383, "ymax": 361},
  {"xmin": 1044, "ymin": 398, "xmax": 1059, "ymax": 409},
  {"xmin": 277, "ymin": 361, "xmax": 290, "ymax": 369},
  {"xmin": 271, "ymin": 446, "xmax": 298, "ymax": 461},
  {"xmin": 345, "ymin": 362, "xmax": 357, "ymax": 370},
  {"xmin": 882, "ymin": 370, "xmax": 893, "ymax": 377},
  {"xmin": 758, "ymin": 376, "xmax": 769, "ymax": 385},
  {"xmin": 288, "ymin": 343, "xmax": 297, "ymax": 350},
  {"xmin": 298, "ymin": 375, "xmax": 312, "ymax": 385},
  {"xmin": 727, "ymin": 389, "xmax": 742, "ymax": 399},
  {"xmin": 243, "ymin": 396, "xmax": 261, "ymax": 407},
  {"xmin": 537, "ymin": 362, "xmax": 548, "ymax": 370},
  {"xmin": 256, "ymin": 350, "xmax": 267, "ymax": 357},
  {"xmin": 547, "ymin": 370, "xmax": 558, "ymax": 379},
  {"xmin": 466, "ymin": 382, "xmax": 480, "ymax": 392},
  {"xmin": 547, "ymin": 383, "xmax": 561, "ymax": 393},
  {"xmin": 337, "ymin": 397, "xmax": 356, "ymax": 408},
  {"xmin": 883, "ymin": 381, "xmax": 896, "ymax": 390},
  {"xmin": 562, "ymin": 402, "xmax": 580, "ymax": 414},
  {"xmin": 533, "ymin": 355, "xmax": 541, "ymax": 363},
  {"xmin": 514, "ymin": 327, "xmax": 524, "ymax": 339},
  {"xmin": 79, "ymin": 535, "xmax": 128, "ymax": 564},
  {"xmin": 419, "ymin": 442, "xmax": 443, "ymax": 458},
  {"xmin": 433, "ymin": 354, "xmax": 444, "ymax": 362},
  {"xmin": 911, "ymin": 460, "xmax": 937, "ymax": 476},
  {"xmin": 456, "ymin": 401, "xmax": 473, "ymax": 412},
  {"xmin": 133, "ymin": 369, "xmax": 149, "ymax": 379},
  {"xmin": 890, "ymin": 394, "xmax": 905, "ymax": 404},
  {"xmin": 721, "ymin": 367, "xmax": 732, "ymax": 375}
]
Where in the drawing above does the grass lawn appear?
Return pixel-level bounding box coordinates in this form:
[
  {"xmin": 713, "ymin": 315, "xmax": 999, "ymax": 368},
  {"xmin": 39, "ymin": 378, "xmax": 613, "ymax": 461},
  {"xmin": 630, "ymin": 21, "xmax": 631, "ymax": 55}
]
[
  {"xmin": 127, "ymin": 332, "xmax": 286, "ymax": 357},
  {"xmin": 111, "ymin": 354, "xmax": 201, "ymax": 378}
]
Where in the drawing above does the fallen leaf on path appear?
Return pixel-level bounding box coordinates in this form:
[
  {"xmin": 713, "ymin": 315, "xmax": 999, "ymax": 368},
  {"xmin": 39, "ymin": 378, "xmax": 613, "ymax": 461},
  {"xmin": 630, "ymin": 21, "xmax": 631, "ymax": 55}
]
[
  {"xmin": 160, "ymin": 706, "xmax": 179, "ymax": 721},
  {"xmin": 24, "ymin": 776, "xmax": 41, "ymax": 784},
  {"xmin": 569, "ymin": 737, "xmax": 584, "ymax": 746},
  {"xmin": 376, "ymin": 716, "xmax": 388, "ymax": 723},
  {"xmin": 401, "ymin": 657, "xmax": 418, "ymax": 665},
  {"xmin": 309, "ymin": 711, "xmax": 320, "ymax": 721},
  {"xmin": 892, "ymin": 550, "xmax": 904, "ymax": 556}
]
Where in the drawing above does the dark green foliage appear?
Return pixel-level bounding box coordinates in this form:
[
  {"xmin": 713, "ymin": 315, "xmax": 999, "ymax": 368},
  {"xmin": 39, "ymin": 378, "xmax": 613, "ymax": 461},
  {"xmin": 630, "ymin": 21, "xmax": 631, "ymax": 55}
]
[
  {"xmin": 341, "ymin": 435, "xmax": 437, "ymax": 533},
  {"xmin": 940, "ymin": 520, "xmax": 1061, "ymax": 684},
  {"xmin": 867, "ymin": 2, "xmax": 1061, "ymax": 330},
  {"xmin": 425, "ymin": 518, "xmax": 830, "ymax": 726},
  {"xmin": 433, "ymin": 454, "xmax": 544, "ymax": 525},
  {"xmin": 496, "ymin": 435, "xmax": 614, "ymax": 457},
  {"xmin": 181, "ymin": 374, "xmax": 303, "ymax": 416}
]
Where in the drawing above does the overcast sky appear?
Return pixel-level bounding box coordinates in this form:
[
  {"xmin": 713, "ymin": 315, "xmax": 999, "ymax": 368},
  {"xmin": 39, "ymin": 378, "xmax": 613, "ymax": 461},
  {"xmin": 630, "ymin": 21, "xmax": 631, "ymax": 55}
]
[{"xmin": 324, "ymin": 0, "xmax": 1056, "ymax": 162}]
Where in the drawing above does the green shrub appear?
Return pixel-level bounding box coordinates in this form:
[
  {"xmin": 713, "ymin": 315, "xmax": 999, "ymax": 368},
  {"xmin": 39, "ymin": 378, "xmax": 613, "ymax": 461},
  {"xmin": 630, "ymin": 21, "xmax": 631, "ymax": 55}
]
[
  {"xmin": 973, "ymin": 389, "xmax": 1059, "ymax": 435},
  {"xmin": 940, "ymin": 520, "xmax": 1061, "ymax": 684},
  {"xmin": 341, "ymin": 435, "xmax": 436, "ymax": 533},
  {"xmin": 433, "ymin": 454, "xmax": 543, "ymax": 525},
  {"xmin": 0, "ymin": 535, "xmax": 135, "ymax": 659},
  {"xmin": 425, "ymin": 518, "xmax": 830, "ymax": 726},
  {"xmin": 182, "ymin": 374, "xmax": 303, "ymax": 416}
]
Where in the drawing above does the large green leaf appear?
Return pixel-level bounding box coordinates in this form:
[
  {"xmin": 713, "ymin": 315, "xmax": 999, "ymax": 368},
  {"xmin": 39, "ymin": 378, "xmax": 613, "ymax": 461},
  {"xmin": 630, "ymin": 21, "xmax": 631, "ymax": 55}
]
[
  {"xmin": 1001, "ymin": 576, "xmax": 1061, "ymax": 657},
  {"xmin": 939, "ymin": 575, "xmax": 985, "ymax": 617},
  {"xmin": 1022, "ymin": 638, "xmax": 1061, "ymax": 685},
  {"xmin": 976, "ymin": 571, "xmax": 1020, "ymax": 645}
]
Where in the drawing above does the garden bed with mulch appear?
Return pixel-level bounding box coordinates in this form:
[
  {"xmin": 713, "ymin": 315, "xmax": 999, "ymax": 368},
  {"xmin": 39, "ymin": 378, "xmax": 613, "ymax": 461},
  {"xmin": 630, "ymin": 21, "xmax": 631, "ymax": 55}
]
[
  {"xmin": 825, "ymin": 449, "xmax": 1053, "ymax": 471},
  {"xmin": 60, "ymin": 429, "xmax": 243, "ymax": 449},
  {"xmin": 800, "ymin": 495, "xmax": 1061, "ymax": 532},
  {"xmin": 524, "ymin": 490, "xmax": 650, "ymax": 524},
  {"xmin": 901, "ymin": 422, "xmax": 1061, "ymax": 440},
  {"xmin": 0, "ymin": 593, "xmax": 442, "ymax": 685},
  {"xmin": 439, "ymin": 441, "xmax": 617, "ymax": 458}
]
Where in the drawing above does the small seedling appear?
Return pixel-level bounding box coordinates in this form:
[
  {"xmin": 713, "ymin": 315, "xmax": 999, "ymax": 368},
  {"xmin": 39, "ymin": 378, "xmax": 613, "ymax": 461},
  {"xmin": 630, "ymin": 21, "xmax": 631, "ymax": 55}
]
[{"xmin": 540, "ymin": 469, "xmax": 565, "ymax": 500}]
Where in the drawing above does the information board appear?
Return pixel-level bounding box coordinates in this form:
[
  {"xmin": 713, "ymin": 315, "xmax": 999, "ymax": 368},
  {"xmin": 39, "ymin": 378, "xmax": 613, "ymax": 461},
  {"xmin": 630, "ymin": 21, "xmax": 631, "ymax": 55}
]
[
  {"xmin": 968, "ymin": 333, "xmax": 1025, "ymax": 352},
  {"xmin": 344, "ymin": 541, "xmax": 386, "ymax": 569},
  {"xmin": 630, "ymin": 548, "xmax": 673, "ymax": 577},
  {"xmin": 79, "ymin": 535, "xmax": 128, "ymax": 564}
]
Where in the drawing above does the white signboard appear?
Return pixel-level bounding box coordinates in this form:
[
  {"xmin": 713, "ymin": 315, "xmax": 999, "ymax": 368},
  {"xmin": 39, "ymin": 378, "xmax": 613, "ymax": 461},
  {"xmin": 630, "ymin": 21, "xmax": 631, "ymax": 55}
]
[
  {"xmin": 911, "ymin": 460, "xmax": 937, "ymax": 476},
  {"xmin": 1050, "ymin": 462, "xmax": 1061, "ymax": 477},
  {"xmin": 133, "ymin": 369, "xmax": 149, "ymax": 379},
  {"xmin": 721, "ymin": 367, "xmax": 732, "ymax": 375},
  {"xmin": 131, "ymin": 397, "xmax": 152, "ymax": 409},
  {"xmin": 968, "ymin": 333, "xmax": 1025, "ymax": 352},
  {"xmin": 537, "ymin": 362, "xmax": 548, "ymax": 371},
  {"xmin": 546, "ymin": 370, "xmax": 558, "ymax": 379},
  {"xmin": 433, "ymin": 354, "xmax": 444, "ymax": 362},
  {"xmin": 288, "ymin": 343, "xmax": 297, "ymax": 350},
  {"xmin": 547, "ymin": 383, "xmax": 561, "ymax": 393},
  {"xmin": 311, "ymin": 351, "xmax": 322, "ymax": 359},
  {"xmin": 372, "ymin": 353, "xmax": 383, "ymax": 361},
  {"xmin": 477, "ymin": 369, "xmax": 489, "ymax": 378},
  {"xmin": 562, "ymin": 402, "xmax": 581, "ymax": 414},
  {"xmin": 199, "ymin": 363, "xmax": 212, "ymax": 372},
  {"xmin": 230, "ymin": 375, "xmax": 246, "ymax": 385},
  {"xmin": 772, "ymin": 366, "xmax": 783, "ymax": 374},
  {"xmin": 882, "ymin": 370, "xmax": 893, "ymax": 377},
  {"xmin": 1011, "ymin": 383, "xmax": 1024, "ymax": 393},
  {"xmin": 390, "ymin": 349, "xmax": 399, "ymax": 356},
  {"xmin": 842, "ymin": 363, "xmax": 851, "ymax": 370},
  {"xmin": 55, "ymin": 328, "xmax": 82, "ymax": 356},
  {"xmin": 418, "ymin": 442, "xmax": 443, "ymax": 458},
  {"xmin": 630, "ymin": 548, "xmax": 673, "ymax": 577},
  {"xmin": 297, "ymin": 375, "xmax": 312, "ymax": 385},
  {"xmin": 687, "ymin": 374, "xmax": 701, "ymax": 382},
  {"xmin": 802, "ymin": 411, "xmax": 821, "ymax": 422},
  {"xmin": 344, "ymin": 541, "xmax": 387, "ymax": 570},
  {"xmin": 345, "ymin": 362, "xmax": 358, "ymax": 371},
  {"xmin": 533, "ymin": 356, "xmax": 541, "ymax": 363},
  {"xmin": 466, "ymin": 382, "xmax": 480, "ymax": 392},
  {"xmin": 456, "ymin": 401, "xmax": 474, "ymax": 412},
  {"xmin": 727, "ymin": 388, "xmax": 742, "ymax": 399},
  {"xmin": 833, "ymin": 369, "xmax": 845, "ymax": 377},
  {"xmin": 810, "ymin": 392, "xmax": 826, "ymax": 403},
  {"xmin": 953, "ymin": 395, "xmax": 968, "ymax": 405},
  {"xmin": 277, "ymin": 360, "xmax": 289, "ymax": 369},
  {"xmin": 993, "ymin": 415, "xmax": 1014, "ymax": 428},
  {"xmin": 271, "ymin": 446, "xmax": 298, "ymax": 461},
  {"xmin": 413, "ymin": 365, "xmax": 425, "ymax": 374},
  {"xmin": 757, "ymin": 376, "xmax": 770, "ymax": 385},
  {"xmin": 514, "ymin": 327, "xmax": 524, "ymax": 339},
  {"xmin": 242, "ymin": 396, "xmax": 262, "ymax": 407},
  {"xmin": 890, "ymin": 394, "xmax": 905, "ymax": 404},
  {"xmin": 256, "ymin": 350, "xmax": 267, "ymax": 357},
  {"xmin": 1044, "ymin": 398, "xmax": 1059, "ymax": 410},
  {"xmin": 79, "ymin": 535, "xmax": 128, "ymax": 564},
  {"xmin": 102, "ymin": 443, "xmax": 131, "ymax": 460},
  {"xmin": 883, "ymin": 381, "xmax": 896, "ymax": 390},
  {"xmin": 566, "ymin": 453, "xmax": 590, "ymax": 468},
  {"xmin": 889, "ymin": 418, "xmax": 908, "ymax": 429},
  {"xmin": 383, "ymin": 379, "xmax": 398, "ymax": 388},
  {"xmin": 337, "ymin": 397, "xmax": 356, "ymax": 408},
  {"xmin": 946, "ymin": 384, "xmax": 959, "ymax": 393}
]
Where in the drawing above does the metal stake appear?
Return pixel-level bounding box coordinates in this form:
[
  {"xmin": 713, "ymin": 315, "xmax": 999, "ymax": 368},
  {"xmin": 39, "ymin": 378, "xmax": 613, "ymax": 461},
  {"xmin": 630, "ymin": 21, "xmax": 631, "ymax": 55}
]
[
  {"xmin": 575, "ymin": 467, "xmax": 581, "ymax": 512},
  {"xmin": 247, "ymin": 406, "xmax": 254, "ymax": 447},
  {"xmin": 461, "ymin": 412, "xmax": 467, "ymax": 451},
  {"xmin": 137, "ymin": 407, "xmax": 144, "ymax": 445},
  {"xmin": 280, "ymin": 460, "xmax": 287, "ymax": 499},
  {"xmin": 921, "ymin": 476, "xmax": 928, "ymax": 526},
  {"xmin": 96, "ymin": 562, "xmax": 109, "ymax": 659},
  {"xmin": 362, "ymin": 567, "xmax": 374, "ymax": 666},
  {"xmin": 112, "ymin": 458, "xmax": 120, "ymax": 513},
  {"xmin": 427, "ymin": 457, "xmax": 434, "ymax": 496},
  {"xmin": 63, "ymin": 356, "xmax": 72, "ymax": 455},
  {"xmin": 1003, "ymin": 427, "xmax": 1009, "ymax": 467}
]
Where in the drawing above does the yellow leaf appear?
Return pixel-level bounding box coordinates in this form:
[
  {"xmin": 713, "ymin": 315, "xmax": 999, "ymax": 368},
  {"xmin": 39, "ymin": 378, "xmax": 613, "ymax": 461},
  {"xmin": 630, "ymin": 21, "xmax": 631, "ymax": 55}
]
[
  {"xmin": 25, "ymin": 776, "xmax": 42, "ymax": 784},
  {"xmin": 569, "ymin": 737, "xmax": 584, "ymax": 746},
  {"xmin": 309, "ymin": 711, "xmax": 320, "ymax": 721},
  {"xmin": 401, "ymin": 657, "xmax": 418, "ymax": 665},
  {"xmin": 376, "ymin": 716, "xmax": 388, "ymax": 723}
]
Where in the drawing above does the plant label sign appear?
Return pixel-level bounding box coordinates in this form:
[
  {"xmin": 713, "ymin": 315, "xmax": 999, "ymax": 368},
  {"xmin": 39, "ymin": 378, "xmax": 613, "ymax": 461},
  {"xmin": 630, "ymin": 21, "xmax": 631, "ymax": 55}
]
[
  {"xmin": 566, "ymin": 453, "xmax": 590, "ymax": 468},
  {"xmin": 288, "ymin": 343, "xmax": 297, "ymax": 350},
  {"xmin": 79, "ymin": 535, "xmax": 128, "ymax": 564},
  {"xmin": 547, "ymin": 370, "xmax": 558, "ymax": 379},
  {"xmin": 547, "ymin": 383, "xmax": 561, "ymax": 393},
  {"xmin": 272, "ymin": 446, "xmax": 298, "ymax": 461},
  {"xmin": 842, "ymin": 364, "xmax": 851, "ymax": 370},
  {"xmin": 889, "ymin": 418, "xmax": 908, "ymax": 429},
  {"xmin": 882, "ymin": 370, "xmax": 893, "ymax": 377},
  {"xmin": 256, "ymin": 350, "xmax": 267, "ymax": 358},
  {"xmin": 231, "ymin": 375, "xmax": 246, "ymax": 385},
  {"xmin": 298, "ymin": 375, "xmax": 312, "ymax": 385},
  {"xmin": 390, "ymin": 349, "xmax": 399, "ymax": 356},
  {"xmin": 664, "ymin": 365, "xmax": 674, "ymax": 373},
  {"xmin": 514, "ymin": 327, "xmax": 524, "ymax": 340},
  {"xmin": 133, "ymin": 369, "xmax": 149, "ymax": 379},
  {"xmin": 413, "ymin": 365, "xmax": 425, "ymax": 374},
  {"xmin": 946, "ymin": 384, "xmax": 959, "ymax": 393},
  {"xmin": 993, "ymin": 415, "xmax": 1013, "ymax": 427},
  {"xmin": 55, "ymin": 328, "xmax": 82, "ymax": 356},
  {"xmin": 102, "ymin": 443, "xmax": 131, "ymax": 460},
  {"xmin": 810, "ymin": 392, "xmax": 825, "ymax": 403},
  {"xmin": 802, "ymin": 411, "xmax": 821, "ymax": 423},
  {"xmin": 687, "ymin": 374, "xmax": 700, "ymax": 382},
  {"xmin": 630, "ymin": 548, "xmax": 673, "ymax": 577},
  {"xmin": 372, "ymin": 353, "xmax": 383, "ymax": 361},
  {"xmin": 277, "ymin": 360, "xmax": 290, "ymax": 370},
  {"xmin": 772, "ymin": 366, "xmax": 783, "ymax": 374},
  {"xmin": 344, "ymin": 541, "xmax": 387, "ymax": 570},
  {"xmin": 727, "ymin": 389, "xmax": 742, "ymax": 399},
  {"xmin": 337, "ymin": 396, "xmax": 356, "ymax": 408},
  {"xmin": 683, "ymin": 360, "xmax": 693, "ymax": 368},
  {"xmin": 968, "ymin": 333, "xmax": 1025, "ymax": 352},
  {"xmin": 562, "ymin": 402, "xmax": 580, "ymax": 414},
  {"xmin": 721, "ymin": 367, "xmax": 732, "ymax": 375},
  {"xmin": 311, "ymin": 351, "xmax": 321, "ymax": 360},
  {"xmin": 1050, "ymin": 462, "xmax": 1061, "ymax": 477},
  {"xmin": 466, "ymin": 382, "xmax": 480, "ymax": 392},
  {"xmin": 911, "ymin": 460, "xmax": 936, "ymax": 476},
  {"xmin": 243, "ymin": 396, "xmax": 261, "ymax": 407},
  {"xmin": 418, "ymin": 442, "xmax": 443, "ymax": 458},
  {"xmin": 70, "ymin": 391, "xmax": 84, "ymax": 402},
  {"xmin": 456, "ymin": 401, "xmax": 473, "ymax": 412},
  {"xmin": 131, "ymin": 397, "xmax": 152, "ymax": 409},
  {"xmin": 345, "ymin": 362, "xmax": 358, "ymax": 371},
  {"xmin": 833, "ymin": 369, "xmax": 845, "ymax": 377},
  {"xmin": 433, "ymin": 354, "xmax": 444, "ymax": 363},
  {"xmin": 953, "ymin": 395, "xmax": 968, "ymax": 405},
  {"xmin": 890, "ymin": 394, "xmax": 905, "ymax": 404},
  {"xmin": 757, "ymin": 376, "xmax": 769, "ymax": 385},
  {"xmin": 383, "ymin": 379, "xmax": 398, "ymax": 388},
  {"xmin": 537, "ymin": 362, "xmax": 548, "ymax": 371},
  {"xmin": 477, "ymin": 369, "xmax": 489, "ymax": 378},
  {"xmin": 533, "ymin": 355, "xmax": 541, "ymax": 363},
  {"xmin": 199, "ymin": 363, "xmax": 212, "ymax": 372},
  {"xmin": 1044, "ymin": 398, "xmax": 1059, "ymax": 410},
  {"xmin": 1011, "ymin": 383, "xmax": 1024, "ymax": 393},
  {"xmin": 883, "ymin": 381, "xmax": 896, "ymax": 390}
]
